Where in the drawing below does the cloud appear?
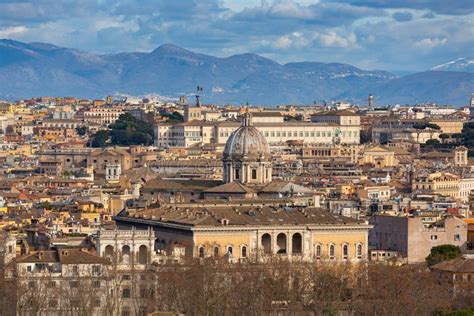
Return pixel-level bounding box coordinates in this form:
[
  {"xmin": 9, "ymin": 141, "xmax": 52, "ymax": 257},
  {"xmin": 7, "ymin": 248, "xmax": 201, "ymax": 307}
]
[
  {"xmin": 0, "ymin": 0, "xmax": 102, "ymax": 25},
  {"xmin": 392, "ymin": 12, "xmax": 413, "ymax": 22},
  {"xmin": 316, "ymin": 32, "xmax": 358, "ymax": 48},
  {"xmin": 331, "ymin": 0, "xmax": 474, "ymax": 15},
  {"xmin": 268, "ymin": 1, "xmax": 314, "ymax": 20},
  {"xmin": 414, "ymin": 37, "xmax": 448, "ymax": 49},
  {"xmin": 272, "ymin": 32, "xmax": 310, "ymax": 49},
  {"xmin": 422, "ymin": 12, "xmax": 436, "ymax": 19},
  {"xmin": 0, "ymin": 26, "xmax": 28, "ymax": 37}
]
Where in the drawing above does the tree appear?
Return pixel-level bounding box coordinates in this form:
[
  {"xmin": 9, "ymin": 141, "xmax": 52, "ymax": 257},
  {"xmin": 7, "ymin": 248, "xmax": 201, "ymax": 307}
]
[
  {"xmin": 360, "ymin": 130, "xmax": 370, "ymax": 144},
  {"xmin": 426, "ymin": 123, "xmax": 441, "ymax": 130},
  {"xmin": 426, "ymin": 245, "xmax": 461, "ymax": 266},
  {"xmin": 426, "ymin": 139, "xmax": 441, "ymax": 147},
  {"xmin": 439, "ymin": 133, "xmax": 450, "ymax": 143},
  {"xmin": 75, "ymin": 126, "xmax": 88, "ymax": 136},
  {"xmin": 91, "ymin": 130, "xmax": 110, "ymax": 147},
  {"xmin": 107, "ymin": 113, "xmax": 154, "ymax": 146},
  {"xmin": 161, "ymin": 111, "xmax": 183, "ymax": 123},
  {"xmin": 413, "ymin": 123, "xmax": 427, "ymax": 143}
]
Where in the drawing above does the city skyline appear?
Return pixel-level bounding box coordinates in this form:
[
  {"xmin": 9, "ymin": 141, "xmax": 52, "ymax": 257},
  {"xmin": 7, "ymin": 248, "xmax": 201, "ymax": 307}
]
[{"xmin": 0, "ymin": 0, "xmax": 473, "ymax": 72}]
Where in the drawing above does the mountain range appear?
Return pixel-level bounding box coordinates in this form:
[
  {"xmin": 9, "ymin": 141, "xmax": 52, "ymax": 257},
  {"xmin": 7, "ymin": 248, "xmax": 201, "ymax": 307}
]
[{"xmin": 0, "ymin": 39, "xmax": 473, "ymax": 106}]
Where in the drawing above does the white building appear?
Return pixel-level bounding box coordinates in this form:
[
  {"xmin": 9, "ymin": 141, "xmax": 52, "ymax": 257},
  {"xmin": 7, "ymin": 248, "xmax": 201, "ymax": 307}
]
[{"xmin": 155, "ymin": 112, "xmax": 361, "ymax": 148}]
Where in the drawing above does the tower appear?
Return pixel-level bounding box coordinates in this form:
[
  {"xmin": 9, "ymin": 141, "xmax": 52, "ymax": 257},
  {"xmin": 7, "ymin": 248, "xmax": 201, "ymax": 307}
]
[
  {"xmin": 222, "ymin": 112, "xmax": 272, "ymax": 185},
  {"xmin": 368, "ymin": 94, "xmax": 374, "ymax": 111},
  {"xmin": 470, "ymin": 93, "xmax": 474, "ymax": 121},
  {"xmin": 454, "ymin": 146, "xmax": 468, "ymax": 166}
]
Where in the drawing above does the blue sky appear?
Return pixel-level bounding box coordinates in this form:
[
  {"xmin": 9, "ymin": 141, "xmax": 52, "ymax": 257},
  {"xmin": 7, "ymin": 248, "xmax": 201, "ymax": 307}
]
[{"xmin": 0, "ymin": 0, "xmax": 472, "ymax": 72}]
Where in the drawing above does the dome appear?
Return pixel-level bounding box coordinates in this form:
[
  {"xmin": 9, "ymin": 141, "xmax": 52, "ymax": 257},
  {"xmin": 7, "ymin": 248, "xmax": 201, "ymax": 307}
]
[{"xmin": 223, "ymin": 113, "xmax": 270, "ymax": 161}]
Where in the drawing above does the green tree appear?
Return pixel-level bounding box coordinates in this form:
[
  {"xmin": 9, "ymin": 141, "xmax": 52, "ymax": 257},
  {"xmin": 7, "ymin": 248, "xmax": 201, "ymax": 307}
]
[
  {"xmin": 360, "ymin": 130, "xmax": 370, "ymax": 144},
  {"xmin": 91, "ymin": 130, "xmax": 110, "ymax": 147},
  {"xmin": 426, "ymin": 123, "xmax": 441, "ymax": 130},
  {"xmin": 413, "ymin": 123, "xmax": 427, "ymax": 143},
  {"xmin": 75, "ymin": 126, "xmax": 88, "ymax": 136},
  {"xmin": 160, "ymin": 111, "xmax": 184, "ymax": 123},
  {"xmin": 425, "ymin": 139, "xmax": 440, "ymax": 147},
  {"xmin": 426, "ymin": 244, "xmax": 461, "ymax": 266},
  {"xmin": 107, "ymin": 113, "xmax": 154, "ymax": 146},
  {"xmin": 439, "ymin": 133, "xmax": 450, "ymax": 143}
]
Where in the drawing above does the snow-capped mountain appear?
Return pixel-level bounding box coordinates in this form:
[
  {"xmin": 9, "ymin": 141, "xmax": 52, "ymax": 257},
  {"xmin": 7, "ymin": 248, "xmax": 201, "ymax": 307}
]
[
  {"xmin": 431, "ymin": 57, "xmax": 474, "ymax": 73},
  {"xmin": 0, "ymin": 39, "xmax": 473, "ymax": 105}
]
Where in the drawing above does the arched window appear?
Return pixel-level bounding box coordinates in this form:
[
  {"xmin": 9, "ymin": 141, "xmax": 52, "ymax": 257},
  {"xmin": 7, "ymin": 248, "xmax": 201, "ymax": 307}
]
[
  {"xmin": 315, "ymin": 244, "xmax": 321, "ymax": 259},
  {"xmin": 198, "ymin": 246, "xmax": 205, "ymax": 258},
  {"xmin": 213, "ymin": 246, "xmax": 219, "ymax": 258},
  {"xmin": 276, "ymin": 233, "xmax": 287, "ymax": 254},
  {"xmin": 292, "ymin": 233, "xmax": 302, "ymax": 254},
  {"xmin": 357, "ymin": 244, "xmax": 363, "ymax": 259},
  {"xmin": 121, "ymin": 245, "xmax": 130, "ymax": 264},
  {"xmin": 241, "ymin": 246, "xmax": 247, "ymax": 258},
  {"xmin": 329, "ymin": 244, "xmax": 335, "ymax": 260},
  {"xmin": 227, "ymin": 246, "xmax": 233, "ymax": 256},
  {"xmin": 261, "ymin": 233, "xmax": 272, "ymax": 254},
  {"xmin": 138, "ymin": 245, "xmax": 148, "ymax": 264},
  {"xmin": 104, "ymin": 245, "xmax": 114, "ymax": 260},
  {"xmin": 343, "ymin": 244, "xmax": 349, "ymax": 259}
]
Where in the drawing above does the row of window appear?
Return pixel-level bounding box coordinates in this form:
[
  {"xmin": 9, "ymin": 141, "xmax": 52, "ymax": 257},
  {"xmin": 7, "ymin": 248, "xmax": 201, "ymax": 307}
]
[
  {"xmin": 198, "ymin": 245, "xmax": 247, "ymax": 258},
  {"xmin": 197, "ymin": 244, "xmax": 364, "ymax": 259},
  {"xmin": 315, "ymin": 244, "xmax": 364, "ymax": 260}
]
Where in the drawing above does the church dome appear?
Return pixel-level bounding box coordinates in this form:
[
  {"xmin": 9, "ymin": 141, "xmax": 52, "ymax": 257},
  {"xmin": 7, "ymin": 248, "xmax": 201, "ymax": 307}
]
[{"xmin": 223, "ymin": 113, "xmax": 270, "ymax": 161}]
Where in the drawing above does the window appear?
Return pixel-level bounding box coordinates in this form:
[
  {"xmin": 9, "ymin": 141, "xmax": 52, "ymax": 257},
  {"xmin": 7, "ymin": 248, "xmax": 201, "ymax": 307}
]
[
  {"xmin": 235, "ymin": 168, "xmax": 240, "ymax": 180},
  {"xmin": 241, "ymin": 246, "xmax": 247, "ymax": 258},
  {"xmin": 329, "ymin": 245, "xmax": 335, "ymax": 259},
  {"xmin": 357, "ymin": 244, "xmax": 363, "ymax": 259},
  {"xmin": 122, "ymin": 274, "xmax": 131, "ymax": 280},
  {"xmin": 228, "ymin": 246, "xmax": 233, "ymax": 255},
  {"xmin": 122, "ymin": 288, "xmax": 131, "ymax": 298},
  {"xmin": 27, "ymin": 266, "xmax": 32, "ymax": 272},
  {"xmin": 198, "ymin": 246, "xmax": 205, "ymax": 258},
  {"xmin": 213, "ymin": 247, "xmax": 219, "ymax": 258},
  {"xmin": 49, "ymin": 281, "xmax": 56, "ymax": 288},
  {"xmin": 454, "ymin": 234, "xmax": 461, "ymax": 241},
  {"xmin": 49, "ymin": 299, "xmax": 58, "ymax": 308},
  {"xmin": 343, "ymin": 244, "xmax": 349, "ymax": 259},
  {"xmin": 252, "ymin": 169, "xmax": 257, "ymax": 180},
  {"xmin": 92, "ymin": 265, "xmax": 101, "ymax": 275},
  {"xmin": 70, "ymin": 281, "xmax": 79, "ymax": 288},
  {"xmin": 431, "ymin": 235, "xmax": 438, "ymax": 240},
  {"xmin": 72, "ymin": 266, "xmax": 79, "ymax": 274},
  {"xmin": 315, "ymin": 245, "xmax": 321, "ymax": 259},
  {"xmin": 93, "ymin": 280, "xmax": 101, "ymax": 288}
]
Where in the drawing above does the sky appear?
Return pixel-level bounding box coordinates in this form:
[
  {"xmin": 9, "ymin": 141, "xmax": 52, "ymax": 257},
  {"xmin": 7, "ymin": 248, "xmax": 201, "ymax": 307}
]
[{"xmin": 0, "ymin": 0, "xmax": 473, "ymax": 73}]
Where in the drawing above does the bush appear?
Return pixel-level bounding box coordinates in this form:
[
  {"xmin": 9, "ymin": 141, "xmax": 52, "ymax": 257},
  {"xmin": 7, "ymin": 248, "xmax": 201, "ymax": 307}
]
[{"xmin": 426, "ymin": 245, "xmax": 461, "ymax": 266}]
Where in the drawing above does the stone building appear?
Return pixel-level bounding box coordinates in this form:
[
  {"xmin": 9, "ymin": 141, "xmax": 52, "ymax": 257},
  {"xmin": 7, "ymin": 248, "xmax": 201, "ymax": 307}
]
[
  {"xmin": 115, "ymin": 113, "xmax": 372, "ymax": 263},
  {"xmin": 222, "ymin": 112, "xmax": 272, "ymax": 185},
  {"xmin": 154, "ymin": 110, "xmax": 361, "ymax": 148},
  {"xmin": 16, "ymin": 248, "xmax": 111, "ymax": 316},
  {"xmin": 369, "ymin": 215, "xmax": 467, "ymax": 263}
]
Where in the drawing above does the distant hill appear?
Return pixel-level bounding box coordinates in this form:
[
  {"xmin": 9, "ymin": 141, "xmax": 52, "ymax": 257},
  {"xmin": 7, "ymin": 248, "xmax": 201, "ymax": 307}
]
[{"xmin": 0, "ymin": 39, "xmax": 473, "ymax": 106}]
